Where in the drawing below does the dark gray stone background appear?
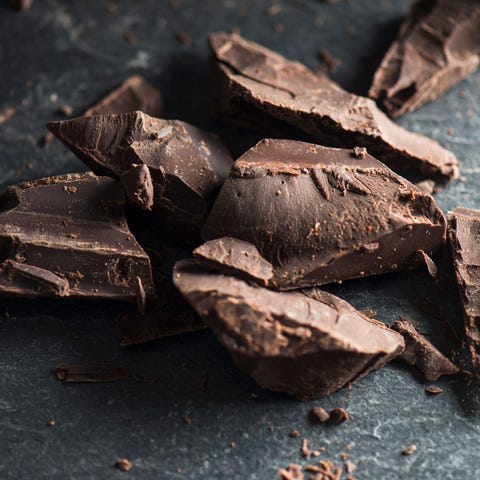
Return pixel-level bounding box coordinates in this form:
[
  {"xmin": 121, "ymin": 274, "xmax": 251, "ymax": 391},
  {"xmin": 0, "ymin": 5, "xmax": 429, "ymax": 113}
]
[{"xmin": 0, "ymin": 0, "xmax": 479, "ymax": 478}]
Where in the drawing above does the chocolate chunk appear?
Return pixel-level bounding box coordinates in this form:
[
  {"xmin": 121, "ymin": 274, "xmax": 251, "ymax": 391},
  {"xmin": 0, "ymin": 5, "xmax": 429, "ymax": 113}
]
[
  {"xmin": 84, "ymin": 75, "xmax": 162, "ymax": 117},
  {"xmin": 202, "ymin": 139, "xmax": 446, "ymax": 290},
  {"xmin": 401, "ymin": 444, "xmax": 417, "ymax": 456},
  {"xmin": 310, "ymin": 407, "xmax": 330, "ymax": 423},
  {"xmin": 0, "ymin": 173, "xmax": 155, "ymax": 300},
  {"xmin": 392, "ymin": 317, "xmax": 459, "ymax": 381},
  {"xmin": 328, "ymin": 407, "xmax": 349, "ymax": 425},
  {"xmin": 278, "ymin": 464, "xmax": 304, "ymax": 480},
  {"xmin": 173, "ymin": 260, "xmax": 404, "ymax": 398},
  {"xmin": 7, "ymin": 0, "xmax": 32, "ymax": 11},
  {"xmin": 369, "ymin": 0, "xmax": 480, "ymax": 117},
  {"xmin": 115, "ymin": 458, "xmax": 133, "ymax": 472},
  {"xmin": 55, "ymin": 364, "xmax": 130, "ymax": 382},
  {"xmin": 448, "ymin": 207, "xmax": 480, "ymax": 379},
  {"xmin": 120, "ymin": 164, "xmax": 154, "ymax": 211},
  {"xmin": 209, "ymin": 32, "xmax": 459, "ymax": 183},
  {"xmin": 48, "ymin": 112, "xmax": 233, "ymax": 241},
  {"xmin": 193, "ymin": 237, "xmax": 274, "ymax": 286}
]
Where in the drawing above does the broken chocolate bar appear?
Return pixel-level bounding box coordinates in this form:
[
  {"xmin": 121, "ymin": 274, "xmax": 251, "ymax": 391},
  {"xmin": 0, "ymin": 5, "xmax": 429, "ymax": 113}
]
[
  {"xmin": 173, "ymin": 260, "xmax": 404, "ymax": 398},
  {"xmin": 209, "ymin": 32, "xmax": 459, "ymax": 183},
  {"xmin": 84, "ymin": 75, "xmax": 163, "ymax": 117},
  {"xmin": 0, "ymin": 173, "xmax": 155, "ymax": 300},
  {"xmin": 47, "ymin": 112, "xmax": 233, "ymax": 241},
  {"xmin": 392, "ymin": 317, "xmax": 458, "ymax": 381},
  {"xmin": 369, "ymin": 0, "xmax": 480, "ymax": 117},
  {"xmin": 202, "ymin": 139, "xmax": 446, "ymax": 290},
  {"xmin": 448, "ymin": 207, "xmax": 480, "ymax": 379}
]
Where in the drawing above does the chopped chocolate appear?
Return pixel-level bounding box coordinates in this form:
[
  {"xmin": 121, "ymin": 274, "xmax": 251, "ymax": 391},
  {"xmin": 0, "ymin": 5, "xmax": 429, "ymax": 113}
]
[
  {"xmin": 48, "ymin": 112, "xmax": 233, "ymax": 241},
  {"xmin": 84, "ymin": 75, "xmax": 162, "ymax": 117},
  {"xmin": 209, "ymin": 32, "xmax": 459, "ymax": 183},
  {"xmin": 448, "ymin": 207, "xmax": 480, "ymax": 379},
  {"xmin": 202, "ymin": 139, "xmax": 446, "ymax": 290},
  {"xmin": 289, "ymin": 430, "xmax": 300, "ymax": 438},
  {"xmin": 193, "ymin": 237, "xmax": 274, "ymax": 286},
  {"xmin": 328, "ymin": 408, "xmax": 349, "ymax": 425},
  {"xmin": 173, "ymin": 260, "xmax": 404, "ymax": 398},
  {"xmin": 55, "ymin": 363, "xmax": 130, "ymax": 382},
  {"xmin": 47, "ymin": 419, "xmax": 56, "ymax": 427},
  {"xmin": 310, "ymin": 406, "xmax": 330, "ymax": 423},
  {"xmin": 425, "ymin": 385, "xmax": 443, "ymax": 395},
  {"xmin": 392, "ymin": 317, "xmax": 459, "ymax": 381},
  {"xmin": 278, "ymin": 463, "xmax": 304, "ymax": 480},
  {"xmin": 0, "ymin": 107, "xmax": 15, "ymax": 125},
  {"xmin": 369, "ymin": 0, "xmax": 480, "ymax": 117},
  {"xmin": 115, "ymin": 458, "xmax": 133, "ymax": 472},
  {"xmin": 120, "ymin": 164, "xmax": 154, "ymax": 211},
  {"xmin": 7, "ymin": 0, "xmax": 32, "ymax": 10},
  {"xmin": 401, "ymin": 444, "xmax": 417, "ymax": 456},
  {"xmin": 229, "ymin": 441, "xmax": 236, "ymax": 449},
  {"xmin": 0, "ymin": 173, "xmax": 155, "ymax": 300}
]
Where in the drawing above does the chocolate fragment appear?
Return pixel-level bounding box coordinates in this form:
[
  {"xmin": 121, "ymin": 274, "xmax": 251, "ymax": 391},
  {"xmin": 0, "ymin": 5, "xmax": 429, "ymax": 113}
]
[
  {"xmin": 278, "ymin": 464, "xmax": 304, "ymax": 480},
  {"xmin": 328, "ymin": 408, "xmax": 349, "ymax": 425},
  {"xmin": 7, "ymin": 0, "xmax": 32, "ymax": 10},
  {"xmin": 173, "ymin": 260, "xmax": 404, "ymax": 398},
  {"xmin": 202, "ymin": 139, "xmax": 446, "ymax": 290},
  {"xmin": 392, "ymin": 317, "xmax": 459, "ymax": 381},
  {"xmin": 369, "ymin": 0, "xmax": 480, "ymax": 117},
  {"xmin": 120, "ymin": 164, "xmax": 154, "ymax": 211},
  {"xmin": 84, "ymin": 75, "xmax": 162, "ymax": 117},
  {"xmin": 0, "ymin": 107, "xmax": 15, "ymax": 125},
  {"xmin": 425, "ymin": 385, "xmax": 443, "ymax": 395},
  {"xmin": 193, "ymin": 237, "xmax": 274, "ymax": 286},
  {"xmin": 0, "ymin": 173, "xmax": 155, "ymax": 300},
  {"xmin": 55, "ymin": 363, "xmax": 130, "ymax": 383},
  {"xmin": 209, "ymin": 32, "xmax": 459, "ymax": 183},
  {"xmin": 48, "ymin": 112, "xmax": 233, "ymax": 241},
  {"xmin": 289, "ymin": 430, "xmax": 300, "ymax": 438},
  {"xmin": 401, "ymin": 444, "xmax": 417, "ymax": 456},
  {"xmin": 448, "ymin": 207, "xmax": 480, "ymax": 379},
  {"xmin": 310, "ymin": 406, "xmax": 330, "ymax": 423},
  {"xmin": 115, "ymin": 458, "xmax": 133, "ymax": 472}
]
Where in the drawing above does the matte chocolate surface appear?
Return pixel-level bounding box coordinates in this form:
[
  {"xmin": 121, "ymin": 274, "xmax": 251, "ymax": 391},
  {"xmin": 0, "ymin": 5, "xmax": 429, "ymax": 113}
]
[
  {"xmin": 209, "ymin": 32, "xmax": 459, "ymax": 183},
  {"xmin": 448, "ymin": 207, "xmax": 480, "ymax": 379},
  {"xmin": 173, "ymin": 260, "xmax": 404, "ymax": 399},
  {"xmin": 0, "ymin": 172, "xmax": 155, "ymax": 300},
  {"xmin": 392, "ymin": 318, "xmax": 459, "ymax": 381},
  {"xmin": 202, "ymin": 139, "xmax": 446, "ymax": 290},
  {"xmin": 84, "ymin": 75, "xmax": 163, "ymax": 117},
  {"xmin": 47, "ymin": 111, "xmax": 233, "ymax": 241},
  {"xmin": 369, "ymin": 0, "xmax": 480, "ymax": 117}
]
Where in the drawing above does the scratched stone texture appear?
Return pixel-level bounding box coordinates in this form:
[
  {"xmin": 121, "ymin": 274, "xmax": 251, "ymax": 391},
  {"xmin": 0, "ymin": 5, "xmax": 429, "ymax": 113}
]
[{"xmin": 0, "ymin": 1, "xmax": 479, "ymax": 479}]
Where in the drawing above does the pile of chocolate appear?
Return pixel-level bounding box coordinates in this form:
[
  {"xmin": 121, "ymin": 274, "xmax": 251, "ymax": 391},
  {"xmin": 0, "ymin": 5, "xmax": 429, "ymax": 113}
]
[{"xmin": 6, "ymin": 2, "xmax": 480, "ymax": 399}]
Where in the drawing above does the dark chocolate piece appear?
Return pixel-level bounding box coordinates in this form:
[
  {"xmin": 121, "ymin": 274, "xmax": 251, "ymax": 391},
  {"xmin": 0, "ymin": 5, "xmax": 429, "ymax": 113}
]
[
  {"xmin": 448, "ymin": 207, "xmax": 480, "ymax": 379},
  {"xmin": 209, "ymin": 32, "xmax": 459, "ymax": 183},
  {"xmin": 310, "ymin": 407, "xmax": 330, "ymax": 424},
  {"xmin": 84, "ymin": 75, "xmax": 162, "ymax": 117},
  {"xmin": 392, "ymin": 317, "xmax": 459, "ymax": 381},
  {"xmin": 120, "ymin": 164, "xmax": 154, "ymax": 211},
  {"xmin": 401, "ymin": 445, "xmax": 417, "ymax": 456},
  {"xmin": 7, "ymin": 0, "xmax": 32, "ymax": 10},
  {"xmin": 328, "ymin": 408, "xmax": 349, "ymax": 425},
  {"xmin": 193, "ymin": 237, "xmax": 274, "ymax": 286},
  {"xmin": 369, "ymin": 0, "xmax": 480, "ymax": 117},
  {"xmin": 55, "ymin": 363, "xmax": 130, "ymax": 383},
  {"xmin": 173, "ymin": 260, "xmax": 404, "ymax": 399},
  {"xmin": 48, "ymin": 112, "xmax": 233, "ymax": 241},
  {"xmin": 202, "ymin": 139, "xmax": 446, "ymax": 290},
  {"xmin": 0, "ymin": 173, "xmax": 155, "ymax": 300},
  {"xmin": 115, "ymin": 459, "xmax": 133, "ymax": 472}
]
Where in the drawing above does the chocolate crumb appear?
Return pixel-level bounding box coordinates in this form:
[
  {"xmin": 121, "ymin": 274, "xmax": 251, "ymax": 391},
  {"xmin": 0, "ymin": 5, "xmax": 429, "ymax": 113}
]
[
  {"xmin": 229, "ymin": 442, "xmax": 236, "ymax": 449},
  {"xmin": 47, "ymin": 419, "xmax": 56, "ymax": 427},
  {"xmin": 39, "ymin": 131, "xmax": 55, "ymax": 146},
  {"xmin": 401, "ymin": 444, "xmax": 417, "ymax": 456},
  {"xmin": 59, "ymin": 104, "xmax": 74, "ymax": 116},
  {"xmin": 311, "ymin": 406, "xmax": 330, "ymax": 423},
  {"xmin": 301, "ymin": 438, "xmax": 311, "ymax": 458},
  {"xmin": 0, "ymin": 107, "xmax": 15, "ymax": 125},
  {"xmin": 447, "ymin": 127, "xmax": 454, "ymax": 135},
  {"xmin": 115, "ymin": 458, "xmax": 133, "ymax": 472},
  {"xmin": 278, "ymin": 463, "xmax": 304, "ymax": 480},
  {"xmin": 340, "ymin": 452, "xmax": 349, "ymax": 461},
  {"xmin": 425, "ymin": 385, "xmax": 443, "ymax": 395},
  {"xmin": 318, "ymin": 48, "xmax": 340, "ymax": 72},
  {"xmin": 352, "ymin": 146, "xmax": 367, "ymax": 159},
  {"xmin": 175, "ymin": 32, "xmax": 191, "ymax": 46},
  {"xmin": 182, "ymin": 415, "xmax": 192, "ymax": 425},
  {"xmin": 329, "ymin": 408, "xmax": 349, "ymax": 425},
  {"xmin": 289, "ymin": 430, "xmax": 300, "ymax": 438},
  {"xmin": 123, "ymin": 31, "xmax": 138, "ymax": 44}
]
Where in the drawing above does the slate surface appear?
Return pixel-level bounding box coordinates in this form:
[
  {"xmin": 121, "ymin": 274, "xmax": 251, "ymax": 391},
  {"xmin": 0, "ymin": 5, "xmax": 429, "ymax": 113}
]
[{"xmin": 0, "ymin": 1, "xmax": 479, "ymax": 479}]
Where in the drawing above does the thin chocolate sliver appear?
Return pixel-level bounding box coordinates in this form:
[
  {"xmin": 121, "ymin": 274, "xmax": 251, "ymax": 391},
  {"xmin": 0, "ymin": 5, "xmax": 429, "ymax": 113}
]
[
  {"xmin": 209, "ymin": 32, "xmax": 459, "ymax": 183},
  {"xmin": 84, "ymin": 75, "xmax": 163, "ymax": 117},
  {"xmin": 0, "ymin": 173, "xmax": 155, "ymax": 300},
  {"xmin": 55, "ymin": 363, "xmax": 130, "ymax": 383},
  {"xmin": 173, "ymin": 260, "xmax": 404, "ymax": 399},
  {"xmin": 448, "ymin": 207, "xmax": 480, "ymax": 379},
  {"xmin": 202, "ymin": 139, "xmax": 446, "ymax": 290},
  {"xmin": 369, "ymin": 0, "xmax": 480, "ymax": 117}
]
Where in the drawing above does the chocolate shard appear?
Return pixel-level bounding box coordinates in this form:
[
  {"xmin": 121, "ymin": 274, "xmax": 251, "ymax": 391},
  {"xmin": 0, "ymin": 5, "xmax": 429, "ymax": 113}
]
[
  {"xmin": 120, "ymin": 164, "xmax": 154, "ymax": 211},
  {"xmin": 173, "ymin": 260, "xmax": 404, "ymax": 399},
  {"xmin": 392, "ymin": 317, "xmax": 459, "ymax": 381},
  {"xmin": 369, "ymin": 0, "xmax": 480, "ymax": 117},
  {"xmin": 448, "ymin": 207, "xmax": 480, "ymax": 379},
  {"xmin": 55, "ymin": 363, "xmax": 130, "ymax": 383},
  {"xmin": 0, "ymin": 172, "xmax": 155, "ymax": 300},
  {"xmin": 202, "ymin": 139, "xmax": 446, "ymax": 290},
  {"xmin": 193, "ymin": 237, "xmax": 274, "ymax": 286},
  {"xmin": 84, "ymin": 75, "xmax": 163, "ymax": 117},
  {"xmin": 209, "ymin": 32, "xmax": 459, "ymax": 183},
  {"xmin": 47, "ymin": 112, "xmax": 233, "ymax": 241}
]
